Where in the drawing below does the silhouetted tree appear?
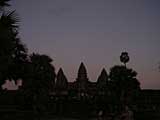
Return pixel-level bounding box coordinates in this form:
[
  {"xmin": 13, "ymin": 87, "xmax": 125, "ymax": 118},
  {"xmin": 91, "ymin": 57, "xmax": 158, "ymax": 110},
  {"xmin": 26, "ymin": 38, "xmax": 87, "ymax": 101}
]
[
  {"xmin": 109, "ymin": 65, "xmax": 140, "ymax": 107},
  {"xmin": 0, "ymin": 0, "xmax": 28, "ymax": 87},
  {"xmin": 120, "ymin": 52, "xmax": 129, "ymax": 67},
  {"xmin": 23, "ymin": 53, "xmax": 56, "ymax": 115}
]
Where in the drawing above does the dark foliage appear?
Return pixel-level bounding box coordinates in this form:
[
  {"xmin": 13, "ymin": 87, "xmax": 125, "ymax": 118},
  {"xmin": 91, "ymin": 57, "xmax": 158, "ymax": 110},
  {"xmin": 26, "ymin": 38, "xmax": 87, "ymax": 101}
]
[
  {"xmin": 0, "ymin": 1, "xmax": 28, "ymax": 87},
  {"xmin": 0, "ymin": 0, "xmax": 10, "ymax": 9},
  {"xmin": 109, "ymin": 65, "xmax": 140, "ymax": 105}
]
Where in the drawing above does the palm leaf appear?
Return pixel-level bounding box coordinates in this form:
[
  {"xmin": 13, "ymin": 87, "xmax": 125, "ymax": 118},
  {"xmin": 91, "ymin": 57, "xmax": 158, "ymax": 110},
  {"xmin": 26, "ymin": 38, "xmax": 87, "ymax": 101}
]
[
  {"xmin": 0, "ymin": 0, "xmax": 10, "ymax": 7},
  {"xmin": 0, "ymin": 11, "xmax": 19, "ymax": 29}
]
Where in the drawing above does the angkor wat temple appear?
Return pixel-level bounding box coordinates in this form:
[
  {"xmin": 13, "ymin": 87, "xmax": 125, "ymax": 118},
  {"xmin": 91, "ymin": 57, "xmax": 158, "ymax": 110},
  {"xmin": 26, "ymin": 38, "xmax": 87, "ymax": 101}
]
[
  {"xmin": 54, "ymin": 62, "xmax": 105, "ymax": 98},
  {"xmin": 0, "ymin": 62, "xmax": 160, "ymax": 120}
]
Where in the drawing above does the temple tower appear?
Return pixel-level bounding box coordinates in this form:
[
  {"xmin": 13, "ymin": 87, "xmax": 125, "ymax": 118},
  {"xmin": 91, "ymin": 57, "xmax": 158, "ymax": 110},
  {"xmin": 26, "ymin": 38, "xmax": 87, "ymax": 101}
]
[
  {"xmin": 97, "ymin": 68, "xmax": 108, "ymax": 95},
  {"xmin": 77, "ymin": 62, "xmax": 88, "ymax": 82},
  {"xmin": 55, "ymin": 68, "xmax": 68, "ymax": 95},
  {"xmin": 76, "ymin": 62, "xmax": 89, "ymax": 97}
]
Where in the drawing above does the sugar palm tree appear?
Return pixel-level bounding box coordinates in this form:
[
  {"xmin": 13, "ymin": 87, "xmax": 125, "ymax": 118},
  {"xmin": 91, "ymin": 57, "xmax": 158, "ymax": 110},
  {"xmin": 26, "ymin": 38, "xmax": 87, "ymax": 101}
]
[
  {"xmin": 0, "ymin": 11, "xmax": 19, "ymax": 85},
  {"xmin": 120, "ymin": 52, "xmax": 129, "ymax": 67},
  {"xmin": 0, "ymin": 0, "xmax": 10, "ymax": 10},
  {"xmin": 0, "ymin": 1, "xmax": 28, "ymax": 88}
]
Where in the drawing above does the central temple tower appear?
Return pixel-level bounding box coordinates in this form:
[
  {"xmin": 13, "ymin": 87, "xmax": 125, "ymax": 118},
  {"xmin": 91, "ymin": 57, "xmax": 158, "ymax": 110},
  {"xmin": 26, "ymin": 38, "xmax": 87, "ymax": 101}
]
[
  {"xmin": 77, "ymin": 62, "xmax": 88, "ymax": 82},
  {"xmin": 76, "ymin": 62, "xmax": 89, "ymax": 97}
]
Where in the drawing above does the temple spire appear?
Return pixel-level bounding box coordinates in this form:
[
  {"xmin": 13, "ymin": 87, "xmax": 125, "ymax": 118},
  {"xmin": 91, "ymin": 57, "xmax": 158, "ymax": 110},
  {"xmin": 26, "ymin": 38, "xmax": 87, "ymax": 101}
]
[
  {"xmin": 78, "ymin": 62, "xmax": 87, "ymax": 74},
  {"xmin": 55, "ymin": 68, "xmax": 68, "ymax": 91},
  {"xmin": 97, "ymin": 68, "xmax": 108, "ymax": 90},
  {"xmin": 76, "ymin": 62, "xmax": 89, "ymax": 98},
  {"xmin": 77, "ymin": 62, "xmax": 88, "ymax": 81}
]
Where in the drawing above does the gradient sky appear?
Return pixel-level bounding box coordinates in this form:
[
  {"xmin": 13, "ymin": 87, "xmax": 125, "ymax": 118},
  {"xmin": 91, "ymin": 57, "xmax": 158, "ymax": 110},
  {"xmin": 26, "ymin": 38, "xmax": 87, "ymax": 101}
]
[{"xmin": 7, "ymin": 0, "xmax": 160, "ymax": 89}]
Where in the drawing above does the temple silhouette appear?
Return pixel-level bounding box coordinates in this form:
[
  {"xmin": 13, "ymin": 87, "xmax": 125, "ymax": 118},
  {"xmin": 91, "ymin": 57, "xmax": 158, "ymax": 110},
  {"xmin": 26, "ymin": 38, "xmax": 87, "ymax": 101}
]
[
  {"xmin": 54, "ymin": 62, "xmax": 98, "ymax": 98},
  {"xmin": 0, "ymin": 62, "xmax": 160, "ymax": 120},
  {"xmin": 50, "ymin": 62, "xmax": 113, "ymax": 101}
]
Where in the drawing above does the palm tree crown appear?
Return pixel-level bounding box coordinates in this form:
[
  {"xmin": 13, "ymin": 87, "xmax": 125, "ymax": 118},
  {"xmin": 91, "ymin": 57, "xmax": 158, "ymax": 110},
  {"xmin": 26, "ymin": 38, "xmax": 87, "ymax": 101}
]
[{"xmin": 120, "ymin": 52, "xmax": 130, "ymax": 67}]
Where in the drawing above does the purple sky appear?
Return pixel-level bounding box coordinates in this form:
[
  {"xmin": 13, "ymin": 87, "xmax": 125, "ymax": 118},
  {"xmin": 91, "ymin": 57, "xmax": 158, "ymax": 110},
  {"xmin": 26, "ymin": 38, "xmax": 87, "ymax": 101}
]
[{"xmin": 7, "ymin": 0, "xmax": 160, "ymax": 89}]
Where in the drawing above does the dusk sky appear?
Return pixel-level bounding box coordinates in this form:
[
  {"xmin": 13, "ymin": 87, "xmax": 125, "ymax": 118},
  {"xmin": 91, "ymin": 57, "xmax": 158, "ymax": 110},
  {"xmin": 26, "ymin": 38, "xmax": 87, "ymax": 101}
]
[{"xmin": 8, "ymin": 0, "xmax": 160, "ymax": 89}]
